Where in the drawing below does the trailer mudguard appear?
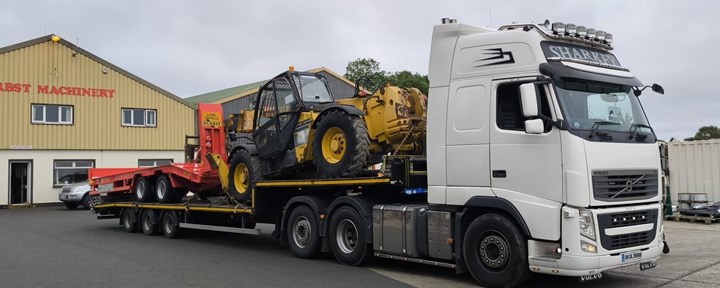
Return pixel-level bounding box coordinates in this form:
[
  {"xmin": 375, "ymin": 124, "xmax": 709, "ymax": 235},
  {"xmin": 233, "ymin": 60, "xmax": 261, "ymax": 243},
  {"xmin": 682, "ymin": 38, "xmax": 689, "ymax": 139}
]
[{"xmin": 327, "ymin": 196, "xmax": 374, "ymax": 244}]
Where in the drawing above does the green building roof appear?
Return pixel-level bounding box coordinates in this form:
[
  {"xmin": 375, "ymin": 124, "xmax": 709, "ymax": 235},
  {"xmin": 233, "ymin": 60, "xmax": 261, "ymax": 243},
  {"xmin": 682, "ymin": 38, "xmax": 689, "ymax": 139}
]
[{"xmin": 185, "ymin": 79, "xmax": 267, "ymax": 104}]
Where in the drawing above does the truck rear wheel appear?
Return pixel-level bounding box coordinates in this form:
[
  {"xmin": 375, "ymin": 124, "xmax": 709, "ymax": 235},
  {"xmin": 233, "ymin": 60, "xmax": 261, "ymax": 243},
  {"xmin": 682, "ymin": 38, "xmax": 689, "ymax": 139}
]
[
  {"xmin": 156, "ymin": 175, "xmax": 182, "ymax": 203},
  {"xmin": 463, "ymin": 213, "xmax": 530, "ymax": 288},
  {"xmin": 329, "ymin": 206, "xmax": 371, "ymax": 266},
  {"xmin": 121, "ymin": 209, "xmax": 138, "ymax": 233},
  {"xmin": 228, "ymin": 151, "xmax": 263, "ymax": 204},
  {"xmin": 286, "ymin": 205, "xmax": 321, "ymax": 259},
  {"xmin": 141, "ymin": 209, "xmax": 160, "ymax": 236},
  {"xmin": 135, "ymin": 177, "xmax": 155, "ymax": 203},
  {"xmin": 312, "ymin": 110, "xmax": 369, "ymax": 178},
  {"xmin": 161, "ymin": 211, "xmax": 183, "ymax": 239}
]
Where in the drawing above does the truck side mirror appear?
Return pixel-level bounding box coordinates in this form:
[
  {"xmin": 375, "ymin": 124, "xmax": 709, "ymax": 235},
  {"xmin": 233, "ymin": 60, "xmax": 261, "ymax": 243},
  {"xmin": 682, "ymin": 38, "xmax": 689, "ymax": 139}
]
[
  {"xmin": 525, "ymin": 119, "xmax": 544, "ymax": 134},
  {"xmin": 652, "ymin": 83, "xmax": 664, "ymax": 95},
  {"xmin": 520, "ymin": 83, "xmax": 539, "ymax": 117}
]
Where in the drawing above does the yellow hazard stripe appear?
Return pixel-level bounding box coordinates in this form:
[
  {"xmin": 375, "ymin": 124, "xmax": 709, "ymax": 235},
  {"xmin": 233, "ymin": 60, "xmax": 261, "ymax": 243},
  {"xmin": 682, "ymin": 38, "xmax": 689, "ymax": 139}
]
[
  {"xmin": 255, "ymin": 177, "xmax": 391, "ymax": 187},
  {"xmin": 94, "ymin": 203, "xmax": 252, "ymax": 214}
]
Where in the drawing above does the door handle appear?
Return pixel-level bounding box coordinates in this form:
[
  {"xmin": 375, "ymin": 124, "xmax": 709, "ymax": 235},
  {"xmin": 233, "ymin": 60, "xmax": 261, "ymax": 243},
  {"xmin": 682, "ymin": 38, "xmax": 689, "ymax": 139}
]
[{"xmin": 492, "ymin": 170, "xmax": 507, "ymax": 178}]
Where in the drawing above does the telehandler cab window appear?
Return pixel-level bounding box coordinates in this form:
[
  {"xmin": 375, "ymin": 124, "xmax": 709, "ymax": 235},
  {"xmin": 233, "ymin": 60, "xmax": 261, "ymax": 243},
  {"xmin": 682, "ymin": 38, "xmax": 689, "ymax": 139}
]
[
  {"xmin": 293, "ymin": 74, "xmax": 333, "ymax": 103},
  {"xmin": 257, "ymin": 88, "xmax": 276, "ymax": 127},
  {"xmin": 496, "ymin": 82, "xmax": 552, "ymax": 132}
]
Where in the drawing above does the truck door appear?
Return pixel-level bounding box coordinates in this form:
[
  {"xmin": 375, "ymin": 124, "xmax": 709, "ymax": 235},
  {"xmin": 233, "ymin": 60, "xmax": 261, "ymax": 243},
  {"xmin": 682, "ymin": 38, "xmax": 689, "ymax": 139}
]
[
  {"xmin": 489, "ymin": 80, "xmax": 563, "ymax": 204},
  {"xmin": 253, "ymin": 78, "xmax": 300, "ymax": 159}
]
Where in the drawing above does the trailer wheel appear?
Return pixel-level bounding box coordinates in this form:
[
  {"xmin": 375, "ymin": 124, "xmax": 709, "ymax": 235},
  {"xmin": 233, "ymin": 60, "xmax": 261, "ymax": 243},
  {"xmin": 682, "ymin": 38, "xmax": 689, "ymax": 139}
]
[
  {"xmin": 156, "ymin": 175, "xmax": 182, "ymax": 203},
  {"xmin": 135, "ymin": 177, "xmax": 155, "ymax": 203},
  {"xmin": 312, "ymin": 110, "xmax": 369, "ymax": 178},
  {"xmin": 329, "ymin": 206, "xmax": 371, "ymax": 266},
  {"xmin": 161, "ymin": 211, "xmax": 183, "ymax": 239},
  {"xmin": 286, "ymin": 205, "xmax": 321, "ymax": 259},
  {"xmin": 228, "ymin": 151, "xmax": 263, "ymax": 204},
  {"xmin": 141, "ymin": 209, "xmax": 160, "ymax": 236},
  {"xmin": 463, "ymin": 213, "xmax": 530, "ymax": 288},
  {"xmin": 121, "ymin": 209, "xmax": 138, "ymax": 233}
]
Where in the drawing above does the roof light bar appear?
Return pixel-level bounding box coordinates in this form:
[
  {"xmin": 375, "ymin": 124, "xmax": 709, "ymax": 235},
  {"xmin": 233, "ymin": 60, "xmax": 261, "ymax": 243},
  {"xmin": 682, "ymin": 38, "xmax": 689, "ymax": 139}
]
[{"xmin": 550, "ymin": 21, "xmax": 613, "ymax": 47}]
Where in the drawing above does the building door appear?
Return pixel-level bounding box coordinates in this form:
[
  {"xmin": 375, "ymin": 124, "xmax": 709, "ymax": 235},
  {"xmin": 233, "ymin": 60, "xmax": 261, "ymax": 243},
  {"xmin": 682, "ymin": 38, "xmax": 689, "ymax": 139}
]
[{"xmin": 9, "ymin": 161, "xmax": 32, "ymax": 205}]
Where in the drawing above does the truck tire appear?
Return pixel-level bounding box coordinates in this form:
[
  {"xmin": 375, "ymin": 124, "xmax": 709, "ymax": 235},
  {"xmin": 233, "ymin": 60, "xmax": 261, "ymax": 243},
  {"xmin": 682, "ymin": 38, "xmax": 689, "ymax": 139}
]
[
  {"xmin": 135, "ymin": 177, "xmax": 155, "ymax": 203},
  {"xmin": 161, "ymin": 211, "xmax": 183, "ymax": 239},
  {"xmin": 329, "ymin": 206, "xmax": 372, "ymax": 266},
  {"xmin": 286, "ymin": 205, "xmax": 321, "ymax": 259},
  {"xmin": 121, "ymin": 209, "xmax": 138, "ymax": 233},
  {"xmin": 228, "ymin": 151, "xmax": 263, "ymax": 204},
  {"xmin": 156, "ymin": 175, "xmax": 182, "ymax": 203},
  {"xmin": 463, "ymin": 213, "xmax": 530, "ymax": 288},
  {"xmin": 312, "ymin": 110, "xmax": 369, "ymax": 178},
  {"xmin": 141, "ymin": 209, "xmax": 160, "ymax": 236}
]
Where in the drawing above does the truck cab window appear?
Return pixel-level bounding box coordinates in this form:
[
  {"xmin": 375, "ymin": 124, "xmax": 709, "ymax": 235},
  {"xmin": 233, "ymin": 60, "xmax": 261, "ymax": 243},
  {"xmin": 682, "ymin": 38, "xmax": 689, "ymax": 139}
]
[{"xmin": 496, "ymin": 82, "xmax": 552, "ymax": 132}]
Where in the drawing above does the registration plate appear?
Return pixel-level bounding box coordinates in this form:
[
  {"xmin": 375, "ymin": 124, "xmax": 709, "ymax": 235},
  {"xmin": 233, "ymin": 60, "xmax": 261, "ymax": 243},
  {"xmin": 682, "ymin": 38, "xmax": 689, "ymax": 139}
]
[
  {"xmin": 61, "ymin": 195, "xmax": 68, "ymax": 200},
  {"xmin": 639, "ymin": 261, "xmax": 657, "ymax": 270},
  {"xmin": 579, "ymin": 272, "xmax": 603, "ymax": 283},
  {"xmin": 621, "ymin": 250, "xmax": 642, "ymax": 262}
]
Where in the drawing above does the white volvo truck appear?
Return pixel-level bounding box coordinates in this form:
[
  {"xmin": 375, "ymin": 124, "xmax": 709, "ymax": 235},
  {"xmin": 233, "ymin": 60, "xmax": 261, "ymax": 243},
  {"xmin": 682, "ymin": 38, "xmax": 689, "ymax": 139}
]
[{"xmin": 91, "ymin": 19, "xmax": 667, "ymax": 288}]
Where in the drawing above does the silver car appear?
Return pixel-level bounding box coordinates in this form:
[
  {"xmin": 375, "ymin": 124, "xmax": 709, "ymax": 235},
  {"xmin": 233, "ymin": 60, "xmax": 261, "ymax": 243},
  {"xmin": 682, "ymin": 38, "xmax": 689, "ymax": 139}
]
[{"xmin": 59, "ymin": 181, "xmax": 91, "ymax": 210}]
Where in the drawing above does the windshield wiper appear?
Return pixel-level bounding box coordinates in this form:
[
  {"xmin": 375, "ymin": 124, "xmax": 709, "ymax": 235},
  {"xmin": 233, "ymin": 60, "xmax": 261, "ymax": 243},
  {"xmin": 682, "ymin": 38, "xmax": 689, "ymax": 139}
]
[
  {"xmin": 589, "ymin": 121, "xmax": 619, "ymax": 139},
  {"xmin": 628, "ymin": 123, "xmax": 654, "ymax": 140}
]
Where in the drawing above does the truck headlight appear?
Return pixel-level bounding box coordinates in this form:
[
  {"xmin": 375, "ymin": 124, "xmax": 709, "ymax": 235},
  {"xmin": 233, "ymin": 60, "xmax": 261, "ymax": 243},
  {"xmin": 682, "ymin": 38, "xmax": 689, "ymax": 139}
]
[{"xmin": 579, "ymin": 210, "xmax": 596, "ymax": 240}]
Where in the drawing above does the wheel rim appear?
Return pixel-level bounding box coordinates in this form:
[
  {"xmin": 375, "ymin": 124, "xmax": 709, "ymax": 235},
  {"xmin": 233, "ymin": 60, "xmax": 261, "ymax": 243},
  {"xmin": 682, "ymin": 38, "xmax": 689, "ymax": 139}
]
[
  {"xmin": 478, "ymin": 231, "xmax": 510, "ymax": 270},
  {"xmin": 164, "ymin": 215, "xmax": 174, "ymax": 234},
  {"xmin": 157, "ymin": 180, "xmax": 167, "ymax": 200},
  {"xmin": 321, "ymin": 127, "xmax": 346, "ymax": 164},
  {"xmin": 136, "ymin": 180, "xmax": 146, "ymax": 199},
  {"xmin": 233, "ymin": 163, "xmax": 249, "ymax": 193},
  {"xmin": 124, "ymin": 212, "xmax": 132, "ymax": 229},
  {"xmin": 335, "ymin": 219, "xmax": 359, "ymax": 254},
  {"xmin": 293, "ymin": 216, "xmax": 311, "ymax": 248}
]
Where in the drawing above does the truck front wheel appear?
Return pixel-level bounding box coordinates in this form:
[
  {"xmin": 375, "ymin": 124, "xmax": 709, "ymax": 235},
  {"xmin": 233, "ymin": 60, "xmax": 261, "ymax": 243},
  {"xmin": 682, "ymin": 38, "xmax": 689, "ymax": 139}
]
[
  {"xmin": 286, "ymin": 205, "xmax": 321, "ymax": 259},
  {"xmin": 463, "ymin": 213, "xmax": 530, "ymax": 288},
  {"xmin": 329, "ymin": 206, "xmax": 371, "ymax": 266}
]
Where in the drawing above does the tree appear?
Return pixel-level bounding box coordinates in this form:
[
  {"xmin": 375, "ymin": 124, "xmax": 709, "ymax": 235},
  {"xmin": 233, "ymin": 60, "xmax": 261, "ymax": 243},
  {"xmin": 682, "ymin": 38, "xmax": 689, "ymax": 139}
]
[
  {"xmin": 385, "ymin": 70, "xmax": 429, "ymax": 95},
  {"xmin": 344, "ymin": 58, "xmax": 386, "ymax": 89},
  {"xmin": 344, "ymin": 58, "xmax": 429, "ymax": 95},
  {"xmin": 685, "ymin": 126, "xmax": 720, "ymax": 141}
]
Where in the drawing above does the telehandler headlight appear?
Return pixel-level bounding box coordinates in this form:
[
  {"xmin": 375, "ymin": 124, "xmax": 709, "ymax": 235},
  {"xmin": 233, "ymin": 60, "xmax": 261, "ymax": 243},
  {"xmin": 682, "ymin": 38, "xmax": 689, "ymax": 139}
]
[{"xmin": 579, "ymin": 209, "xmax": 596, "ymax": 240}]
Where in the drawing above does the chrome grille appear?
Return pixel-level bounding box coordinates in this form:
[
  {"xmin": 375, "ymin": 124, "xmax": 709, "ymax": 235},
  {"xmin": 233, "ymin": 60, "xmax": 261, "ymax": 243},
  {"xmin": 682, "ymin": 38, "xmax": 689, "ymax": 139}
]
[{"xmin": 592, "ymin": 170, "xmax": 658, "ymax": 201}]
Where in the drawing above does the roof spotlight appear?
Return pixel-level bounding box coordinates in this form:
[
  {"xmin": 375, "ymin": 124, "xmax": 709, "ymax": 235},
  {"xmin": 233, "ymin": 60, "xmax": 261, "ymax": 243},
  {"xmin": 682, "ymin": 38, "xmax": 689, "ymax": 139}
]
[
  {"xmin": 552, "ymin": 22, "xmax": 565, "ymax": 35},
  {"xmin": 605, "ymin": 33, "xmax": 614, "ymax": 44},
  {"xmin": 566, "ymin": 24, "xmax": 577, "ymax": 36},
  {"xmin": 576, "ymin": 26, "xmax": 587, "ymax": 37},
  {"xmin": 596, "ymin": 30, "xmax": 607, "ymax": 41},
  {"xmin": 586, "ymin": 28, "xmax": 597, "ymax": 40}
]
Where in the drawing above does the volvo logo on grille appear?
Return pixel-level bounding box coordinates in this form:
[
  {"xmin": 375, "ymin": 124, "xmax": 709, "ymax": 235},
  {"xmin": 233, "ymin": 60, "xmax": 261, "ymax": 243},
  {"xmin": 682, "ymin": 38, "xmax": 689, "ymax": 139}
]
[{"xmin": 611, "ymin": 175, "xmax": 646, "ymax": 199}]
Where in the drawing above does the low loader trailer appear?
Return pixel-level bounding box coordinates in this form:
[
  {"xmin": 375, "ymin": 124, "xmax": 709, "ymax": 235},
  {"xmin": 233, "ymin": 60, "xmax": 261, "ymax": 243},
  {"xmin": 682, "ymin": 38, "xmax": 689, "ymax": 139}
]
[{"xmin": 91, "ymin": 18, "xmax": 670, "ymax": 288}]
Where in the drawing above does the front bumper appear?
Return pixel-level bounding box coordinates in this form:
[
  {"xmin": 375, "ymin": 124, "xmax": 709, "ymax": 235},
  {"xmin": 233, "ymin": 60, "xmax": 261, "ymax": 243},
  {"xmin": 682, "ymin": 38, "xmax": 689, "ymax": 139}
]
[{"xmin": 529, "ymin": 240, "xmax": 663, "ymax": 276}]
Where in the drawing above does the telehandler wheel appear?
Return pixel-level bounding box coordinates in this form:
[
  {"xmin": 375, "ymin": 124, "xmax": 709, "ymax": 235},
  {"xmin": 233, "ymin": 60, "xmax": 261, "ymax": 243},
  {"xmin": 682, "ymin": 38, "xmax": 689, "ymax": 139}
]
[
  {"xmin": 286, "ymin": 205, "xmax": 322, "ymax": 259},
  {"xmin": 161, "ymin": 211, "xmax": 183, "ymax": 239},
  {"xmin": 120, "ymin": 209, "xmax": 138, "ymax": 233},
  {"xmin": 135, "ymin": 177, "xmax": 155, "ymax": 203},
  {"xmin": 228, "ymin": 151, "xmax": 263, "ymax": 204},
  {"xmin": 312, "ymin": 110, "xmax": 369, "ymax": 178},
  {"xmin": 140, "ymin": 209, "xmax": 160, "ymax": 236},
  {"xmin": 463, "ymin": 213, "xmax": 530, "ymax": 288},
  {"xmin": 156, "ymin": 174, "xmax": 182, "ymax": 203},
  {"xmin": 329, "ymin": 206, "xmax": 372, "ymax": 266}
]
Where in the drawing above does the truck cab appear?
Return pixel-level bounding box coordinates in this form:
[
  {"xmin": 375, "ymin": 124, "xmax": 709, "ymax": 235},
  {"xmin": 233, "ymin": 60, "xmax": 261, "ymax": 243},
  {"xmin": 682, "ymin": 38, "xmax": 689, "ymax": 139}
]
[{"xmin": 427, "ymin": 19, "xmax": 664, "ymax": 281}]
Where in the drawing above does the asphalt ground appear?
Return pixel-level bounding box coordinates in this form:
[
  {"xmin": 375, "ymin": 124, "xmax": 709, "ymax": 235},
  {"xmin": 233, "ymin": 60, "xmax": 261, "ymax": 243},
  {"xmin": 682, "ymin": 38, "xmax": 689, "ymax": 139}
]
[{"xmin": 0, "ymin": 206, "xmax": 718, "ymax": 288}]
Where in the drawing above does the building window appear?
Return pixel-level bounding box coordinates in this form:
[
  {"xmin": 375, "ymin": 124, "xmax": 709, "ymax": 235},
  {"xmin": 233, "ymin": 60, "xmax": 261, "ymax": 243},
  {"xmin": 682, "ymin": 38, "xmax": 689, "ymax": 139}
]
[
  {"xmin": 54, "ymin": 160, "xmax": 94, "ymax": 186},
  {"xmin": 122, "ymin": 108, "xmax": 156, "ymax": 127},
  {"xmin": 31, "ymin": 104, "xmax": 73, "ymax": 124},
  {"xmin": 138, "ymin": 159, "xmax": 173, "ymax": 167}
]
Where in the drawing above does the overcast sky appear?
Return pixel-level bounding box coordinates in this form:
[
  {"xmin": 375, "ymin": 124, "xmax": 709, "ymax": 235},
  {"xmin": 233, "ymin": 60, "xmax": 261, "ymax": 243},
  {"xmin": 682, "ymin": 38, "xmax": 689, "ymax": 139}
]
[{"xmin": 1, "ymin": 0, "xmax": 715, "ymax": 140}]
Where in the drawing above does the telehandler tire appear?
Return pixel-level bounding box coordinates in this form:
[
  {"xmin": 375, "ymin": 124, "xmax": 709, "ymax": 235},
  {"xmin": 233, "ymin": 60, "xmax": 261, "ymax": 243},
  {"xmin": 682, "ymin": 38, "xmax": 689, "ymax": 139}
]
[
  {"xmin": 228, "ymin": 151, "xmax": 263, "ymax": 204},
  {"xmin": 312, "ymin": 110, "xmax": 369, "ymax": 178}
]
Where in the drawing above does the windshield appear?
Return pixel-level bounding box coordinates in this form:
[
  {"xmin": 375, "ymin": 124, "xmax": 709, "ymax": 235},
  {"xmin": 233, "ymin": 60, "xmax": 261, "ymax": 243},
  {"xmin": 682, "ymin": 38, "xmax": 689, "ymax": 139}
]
[
  {"xmin": 555, "ymin": 78, "xmax": 655, "ymax": 143},
  {"xmin": 293, "ymin": 74, "xmax": 334, "ymax": 103}
]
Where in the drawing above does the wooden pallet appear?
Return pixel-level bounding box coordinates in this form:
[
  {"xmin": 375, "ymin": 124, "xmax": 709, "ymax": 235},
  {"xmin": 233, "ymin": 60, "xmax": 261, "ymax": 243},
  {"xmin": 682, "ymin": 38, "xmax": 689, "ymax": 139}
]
[{"xmin": 671, "ymin": 214, "xmax": 719, "ymax": 224}]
